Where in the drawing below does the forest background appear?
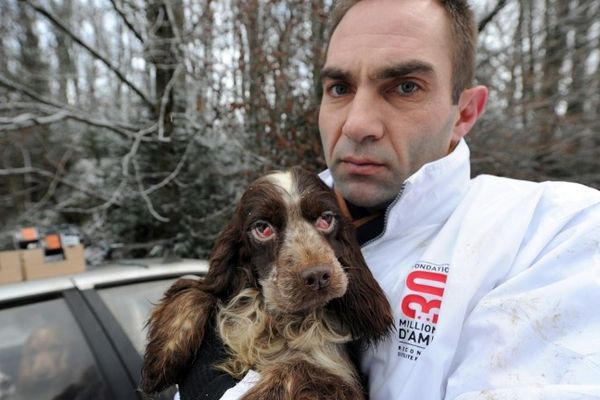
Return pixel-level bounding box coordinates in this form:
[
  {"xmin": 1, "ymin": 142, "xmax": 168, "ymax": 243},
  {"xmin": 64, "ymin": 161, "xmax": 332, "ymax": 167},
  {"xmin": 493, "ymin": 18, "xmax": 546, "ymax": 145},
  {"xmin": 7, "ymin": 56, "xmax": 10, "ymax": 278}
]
[{"xmin": 1, "ymin": 0, "xmax": 599, "ymax": 261}]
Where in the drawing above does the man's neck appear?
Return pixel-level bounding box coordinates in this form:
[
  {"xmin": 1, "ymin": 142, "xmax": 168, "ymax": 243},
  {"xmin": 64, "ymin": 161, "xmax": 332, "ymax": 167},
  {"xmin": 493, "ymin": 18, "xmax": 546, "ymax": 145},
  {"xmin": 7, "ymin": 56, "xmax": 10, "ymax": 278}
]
[{"xmin": 335, "ymin": 190, "xmax": 386, "ymax": 245}]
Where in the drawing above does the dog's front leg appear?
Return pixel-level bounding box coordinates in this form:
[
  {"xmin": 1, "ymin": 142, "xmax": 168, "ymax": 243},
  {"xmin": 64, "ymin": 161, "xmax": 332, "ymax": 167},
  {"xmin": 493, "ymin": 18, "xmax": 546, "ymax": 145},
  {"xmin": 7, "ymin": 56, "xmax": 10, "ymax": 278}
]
[
  {"xmin": 241, "ymin": 361, "xmax": 365, "ymax": 400},
  {"xmin": 141, "ymin": 278, "xmax": 217, "ymax": 394}
]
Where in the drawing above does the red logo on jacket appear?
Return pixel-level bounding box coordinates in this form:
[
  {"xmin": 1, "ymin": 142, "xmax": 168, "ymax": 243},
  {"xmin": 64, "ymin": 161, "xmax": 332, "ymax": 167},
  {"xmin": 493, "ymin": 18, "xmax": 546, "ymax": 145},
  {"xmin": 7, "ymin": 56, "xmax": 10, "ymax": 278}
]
[{"xmin": 397, "ymin": 262, "xmax": 448, "ymax": 360}]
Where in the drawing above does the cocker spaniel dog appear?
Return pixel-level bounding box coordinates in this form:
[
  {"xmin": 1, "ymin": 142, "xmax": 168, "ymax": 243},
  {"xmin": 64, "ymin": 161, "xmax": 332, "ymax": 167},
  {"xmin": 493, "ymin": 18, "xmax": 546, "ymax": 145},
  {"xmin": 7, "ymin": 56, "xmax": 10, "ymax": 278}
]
[{"xmin": 141, "ymin": 167, "xmax": 393, "ymax": 399}]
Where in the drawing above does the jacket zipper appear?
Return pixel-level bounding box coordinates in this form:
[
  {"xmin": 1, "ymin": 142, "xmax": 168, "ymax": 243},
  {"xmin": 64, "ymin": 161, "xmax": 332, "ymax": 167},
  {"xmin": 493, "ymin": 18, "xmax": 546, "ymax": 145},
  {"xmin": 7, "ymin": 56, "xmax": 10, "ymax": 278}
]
[{"xmin": 361, "ymin": 183, "xmax": 407, "ymax": 249}]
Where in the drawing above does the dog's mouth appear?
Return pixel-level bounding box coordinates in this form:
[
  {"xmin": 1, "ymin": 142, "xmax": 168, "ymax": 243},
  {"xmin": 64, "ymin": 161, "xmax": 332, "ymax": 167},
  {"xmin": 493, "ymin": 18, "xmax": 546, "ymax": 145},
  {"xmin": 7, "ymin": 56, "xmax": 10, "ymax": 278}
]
[
  {"xmin": 262, "ymin": 264, "xmax": 349, "ymax": 314},
  {"xmin": 293, "ymin": 290, "xmax": 345, "ymax": 314}
]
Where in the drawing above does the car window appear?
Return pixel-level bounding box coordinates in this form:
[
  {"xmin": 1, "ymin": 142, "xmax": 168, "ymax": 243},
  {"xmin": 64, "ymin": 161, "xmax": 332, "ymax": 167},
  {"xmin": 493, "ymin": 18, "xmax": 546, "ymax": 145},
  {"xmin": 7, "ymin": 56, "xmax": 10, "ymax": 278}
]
[
  {"xmin": 97, "ymin": 279, "xmax": 177, "ymax": 356},
  {"xmin": 0, "ymin": 298, "xmax": 110, "ymax": 400}
]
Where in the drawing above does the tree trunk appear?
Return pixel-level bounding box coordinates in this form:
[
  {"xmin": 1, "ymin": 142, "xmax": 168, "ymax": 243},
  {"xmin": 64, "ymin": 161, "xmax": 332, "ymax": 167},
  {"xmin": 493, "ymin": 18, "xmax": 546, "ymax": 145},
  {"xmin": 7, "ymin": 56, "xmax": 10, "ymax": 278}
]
[
  {"xmin": 539, "ymin": 0, "xmax": 568, "ymax": 148},
  {"xmin": 17, "ymin": 3, "xmax": 49, "ymax": 96},
  {"xmin": 146, "ymin": 0, "xmax": 184, "ymax": 139}
]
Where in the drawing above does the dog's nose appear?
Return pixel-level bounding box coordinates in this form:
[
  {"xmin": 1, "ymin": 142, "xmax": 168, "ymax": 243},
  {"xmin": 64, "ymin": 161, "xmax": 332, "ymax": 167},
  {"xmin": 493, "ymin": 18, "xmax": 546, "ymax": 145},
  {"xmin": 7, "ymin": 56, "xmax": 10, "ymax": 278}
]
[{"xmin": 300, "ymin": 266, "xmax": 332, "ymax": 290}]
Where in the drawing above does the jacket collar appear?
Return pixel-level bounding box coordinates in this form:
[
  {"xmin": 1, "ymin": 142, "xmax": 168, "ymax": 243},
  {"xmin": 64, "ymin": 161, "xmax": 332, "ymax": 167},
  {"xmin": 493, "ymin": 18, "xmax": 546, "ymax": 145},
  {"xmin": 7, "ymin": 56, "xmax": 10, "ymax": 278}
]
[{"xmin": 320, "ymin": 139, "xmax": 471, "ymax": 241}]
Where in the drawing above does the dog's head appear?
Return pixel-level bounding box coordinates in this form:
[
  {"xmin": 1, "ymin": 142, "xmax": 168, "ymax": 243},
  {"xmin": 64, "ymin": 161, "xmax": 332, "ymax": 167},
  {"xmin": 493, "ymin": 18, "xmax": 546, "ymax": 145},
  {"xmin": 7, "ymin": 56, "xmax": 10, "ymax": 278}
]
[{"xmin": 209, "ymin": 166, "xmax": 393, "ymax": 341}]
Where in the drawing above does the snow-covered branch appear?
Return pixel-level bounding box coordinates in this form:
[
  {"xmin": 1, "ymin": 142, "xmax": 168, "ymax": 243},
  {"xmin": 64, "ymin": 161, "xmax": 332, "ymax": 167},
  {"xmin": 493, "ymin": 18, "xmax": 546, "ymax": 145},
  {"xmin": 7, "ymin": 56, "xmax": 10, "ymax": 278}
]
[
  {"xmin": 108, "ymin": 0, "xmax": 145, "ymax": 44},
  {"xmin": 0, "ymin": 166, "xmax": 116, "ymax": 205},
  {"xmin": 23, "ymin": 0, "xmax": 155, "ymax": 110},
  {"xmin": 0, "ymin": 73, "xmax": 142, "ymax": 138}
]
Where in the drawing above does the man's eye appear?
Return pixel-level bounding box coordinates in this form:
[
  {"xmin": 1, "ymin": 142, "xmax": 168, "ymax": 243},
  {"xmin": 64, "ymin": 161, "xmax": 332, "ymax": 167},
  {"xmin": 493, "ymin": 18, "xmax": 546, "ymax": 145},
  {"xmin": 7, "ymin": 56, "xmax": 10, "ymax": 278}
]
[
  {"xmin": 328, "ymin": 83, "xmax": 350, "ymax": 97},
  {"xmin": 396, "ymin": 81, "xmax": 419, "ymax": 95},
  {"xmin": 250, "ymin": 221, "xmax": 276, "ymax": 242}
]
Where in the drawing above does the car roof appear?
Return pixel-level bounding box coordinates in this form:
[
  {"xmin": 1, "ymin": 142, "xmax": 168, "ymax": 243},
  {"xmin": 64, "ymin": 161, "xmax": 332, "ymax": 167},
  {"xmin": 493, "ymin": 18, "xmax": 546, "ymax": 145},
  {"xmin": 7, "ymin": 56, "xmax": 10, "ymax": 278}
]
[{"xmin": 0, "ymin": 258, "xmax": 208, "ymax": 304}]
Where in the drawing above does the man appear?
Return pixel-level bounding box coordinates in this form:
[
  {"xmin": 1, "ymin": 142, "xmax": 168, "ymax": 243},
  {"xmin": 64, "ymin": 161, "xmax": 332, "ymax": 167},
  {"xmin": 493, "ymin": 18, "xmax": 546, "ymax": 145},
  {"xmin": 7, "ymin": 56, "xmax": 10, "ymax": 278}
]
[{"xmin": 178, "ymin": 0, "xmax": 600, "ymax": 398}]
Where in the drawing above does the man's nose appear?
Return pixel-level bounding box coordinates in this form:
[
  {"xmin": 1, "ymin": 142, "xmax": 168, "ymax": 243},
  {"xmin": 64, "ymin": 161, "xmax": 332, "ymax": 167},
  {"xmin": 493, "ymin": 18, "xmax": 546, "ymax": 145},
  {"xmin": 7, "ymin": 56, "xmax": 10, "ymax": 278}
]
[{"xmin": 341, "ymin": 90, "xmax": 384, "ymax": 143}]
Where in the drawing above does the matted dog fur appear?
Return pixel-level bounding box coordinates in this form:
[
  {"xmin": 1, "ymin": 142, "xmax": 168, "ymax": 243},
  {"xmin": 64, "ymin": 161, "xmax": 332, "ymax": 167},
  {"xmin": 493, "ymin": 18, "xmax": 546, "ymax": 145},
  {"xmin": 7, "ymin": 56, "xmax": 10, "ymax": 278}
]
[{"xmin": 141, "ymin": 167, "xmax": 393, "ymax": 400}]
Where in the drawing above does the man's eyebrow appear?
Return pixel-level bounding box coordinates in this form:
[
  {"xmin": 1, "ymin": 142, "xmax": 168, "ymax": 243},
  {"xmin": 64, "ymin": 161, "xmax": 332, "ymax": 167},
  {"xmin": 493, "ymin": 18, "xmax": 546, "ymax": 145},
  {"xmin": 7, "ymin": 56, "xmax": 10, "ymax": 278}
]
[
  {"xmin": 320, "ymin": 62, "xmax": 434, "ymax": 84},
  {"xmin": 374, "ymin": 61, "xmax": 434, "ymax": 80},
  {"xmin": 319, "ymin": 67, "xmax": 352, "ymax": 83}
]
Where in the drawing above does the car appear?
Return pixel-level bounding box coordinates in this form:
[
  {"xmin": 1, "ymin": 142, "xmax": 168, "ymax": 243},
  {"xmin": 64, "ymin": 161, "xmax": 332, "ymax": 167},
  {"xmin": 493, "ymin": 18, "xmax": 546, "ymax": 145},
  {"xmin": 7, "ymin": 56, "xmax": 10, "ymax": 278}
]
[{"xmin": 0, "ymin": 258, "xmax": 208, "ymax": 400}]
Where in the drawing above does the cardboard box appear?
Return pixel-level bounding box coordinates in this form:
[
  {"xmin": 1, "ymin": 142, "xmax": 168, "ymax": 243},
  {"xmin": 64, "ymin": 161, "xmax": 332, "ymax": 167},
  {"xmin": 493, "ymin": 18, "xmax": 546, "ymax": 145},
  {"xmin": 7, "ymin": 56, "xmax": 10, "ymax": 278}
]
[
  {"xmin": 21, "ymin": 244, "xmax": 86, "ymax": 280},
  {"xmin": 0, "ymin": 250, "xmax": 24, "ymax": 284}
]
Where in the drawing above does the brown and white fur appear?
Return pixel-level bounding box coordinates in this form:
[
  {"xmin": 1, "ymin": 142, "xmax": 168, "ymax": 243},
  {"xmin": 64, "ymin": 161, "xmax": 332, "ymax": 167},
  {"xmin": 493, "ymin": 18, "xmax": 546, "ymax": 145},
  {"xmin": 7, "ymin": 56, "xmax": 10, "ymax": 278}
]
[{"xmin": 141, "ymin": 167, "xmax": 394, "ymax": 399}]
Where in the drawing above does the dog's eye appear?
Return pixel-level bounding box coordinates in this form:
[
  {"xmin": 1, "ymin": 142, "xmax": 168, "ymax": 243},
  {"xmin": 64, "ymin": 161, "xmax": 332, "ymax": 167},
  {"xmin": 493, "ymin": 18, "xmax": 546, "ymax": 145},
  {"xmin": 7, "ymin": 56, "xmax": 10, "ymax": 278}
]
[
  {"xmin": 250, "ymin": 220, "xmax": 276, "ymax": 241},
  {"xmin": 315, "ymin": 211, "xmax": 336, "ymax": 233}
]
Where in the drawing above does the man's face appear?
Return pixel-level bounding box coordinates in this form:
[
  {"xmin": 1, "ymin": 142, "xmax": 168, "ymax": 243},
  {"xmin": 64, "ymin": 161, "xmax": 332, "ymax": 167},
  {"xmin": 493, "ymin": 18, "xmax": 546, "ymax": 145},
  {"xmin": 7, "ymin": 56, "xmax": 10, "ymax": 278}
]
[{"xmin": 319, "ymin": 0, "xmax": 462, "ymax": 209}]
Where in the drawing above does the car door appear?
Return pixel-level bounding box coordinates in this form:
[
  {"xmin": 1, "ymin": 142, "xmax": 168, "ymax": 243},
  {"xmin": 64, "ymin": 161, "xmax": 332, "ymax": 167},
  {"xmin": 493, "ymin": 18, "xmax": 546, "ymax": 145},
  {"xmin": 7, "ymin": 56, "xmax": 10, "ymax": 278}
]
[
  {"xmin": 0, "ymin": 290, "xmax": 125, "ymax": 400},
  {"xmin": 87, "ymin": 277, "xmax": 186, "ymax": 400},
  {"xmin": 0, "ymin": 276, "xmax": 195, "ymax": 400}
]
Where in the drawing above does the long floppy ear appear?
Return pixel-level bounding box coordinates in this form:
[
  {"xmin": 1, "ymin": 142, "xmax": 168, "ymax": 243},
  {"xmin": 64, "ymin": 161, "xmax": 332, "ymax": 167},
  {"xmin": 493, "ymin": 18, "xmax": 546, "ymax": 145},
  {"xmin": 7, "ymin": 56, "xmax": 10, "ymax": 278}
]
[
  {"xmin": 203, "ymin": 210, "xmax": 257, "ymax": 301},
  {"xmin": 330, "ymin": 216, "xmax": 394, "ymax": 345},
  {"xmin": 141, "ymin": 211, "xmax": 254, "ymax": 394}
]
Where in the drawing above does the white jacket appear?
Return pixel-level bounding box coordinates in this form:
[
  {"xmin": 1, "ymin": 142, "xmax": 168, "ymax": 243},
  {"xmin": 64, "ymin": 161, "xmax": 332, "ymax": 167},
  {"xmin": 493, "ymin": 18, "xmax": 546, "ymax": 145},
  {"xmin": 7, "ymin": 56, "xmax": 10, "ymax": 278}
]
[
  {"xmin": 212, "ymin": 139, "xmax": 600, "ymax": 400},
  {"xmin": 320, "ymin": 139, "xmax": 600, "ymax": 399}
]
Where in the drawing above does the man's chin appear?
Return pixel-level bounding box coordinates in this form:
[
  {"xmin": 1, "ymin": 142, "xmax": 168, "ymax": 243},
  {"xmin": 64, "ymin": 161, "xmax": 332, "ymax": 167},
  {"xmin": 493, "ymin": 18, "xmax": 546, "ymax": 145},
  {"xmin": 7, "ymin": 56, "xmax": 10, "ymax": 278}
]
[{"xmin": 336, "ymin": 181, "xmax": 397, "ymax": 210}]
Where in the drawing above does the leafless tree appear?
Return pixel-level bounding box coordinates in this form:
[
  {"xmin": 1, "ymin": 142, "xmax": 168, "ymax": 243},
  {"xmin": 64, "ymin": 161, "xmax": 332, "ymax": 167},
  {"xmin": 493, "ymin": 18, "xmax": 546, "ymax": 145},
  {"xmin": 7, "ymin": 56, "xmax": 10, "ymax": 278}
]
[{"xmin": 0, "ymin": 0, "xmax": 598, "ymax": 259}]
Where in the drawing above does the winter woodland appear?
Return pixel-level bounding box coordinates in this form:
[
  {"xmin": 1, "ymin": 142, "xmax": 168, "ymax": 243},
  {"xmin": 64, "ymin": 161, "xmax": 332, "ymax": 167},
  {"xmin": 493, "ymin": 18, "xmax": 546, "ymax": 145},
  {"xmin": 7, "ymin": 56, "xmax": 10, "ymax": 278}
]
[{"xmin": 0, "ymin": 0, "xmax": 598, "ymax": 260}]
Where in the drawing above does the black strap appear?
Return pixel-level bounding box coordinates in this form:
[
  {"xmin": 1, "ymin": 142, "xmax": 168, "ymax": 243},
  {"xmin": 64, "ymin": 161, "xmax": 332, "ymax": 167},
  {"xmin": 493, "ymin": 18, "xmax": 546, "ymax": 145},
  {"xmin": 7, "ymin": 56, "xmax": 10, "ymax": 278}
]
[{"xmin": 335, "ymin": 193, "xmax": 385, "ymax": 245}]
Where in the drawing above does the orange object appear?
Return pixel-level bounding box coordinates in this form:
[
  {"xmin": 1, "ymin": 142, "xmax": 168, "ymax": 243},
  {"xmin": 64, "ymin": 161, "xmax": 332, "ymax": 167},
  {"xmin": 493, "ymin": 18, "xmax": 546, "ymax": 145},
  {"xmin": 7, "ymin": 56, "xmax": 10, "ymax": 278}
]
[
  {"xmin": 45, "ymin": 234, "xmax": 62, "ymax": 250},
  {"xmin": 21, "ymin": 244, "xmax": 86, "ymax": 280},
  {"xmin": 21, "ymin": 227, "xmax": 39, "ymax": 242}
]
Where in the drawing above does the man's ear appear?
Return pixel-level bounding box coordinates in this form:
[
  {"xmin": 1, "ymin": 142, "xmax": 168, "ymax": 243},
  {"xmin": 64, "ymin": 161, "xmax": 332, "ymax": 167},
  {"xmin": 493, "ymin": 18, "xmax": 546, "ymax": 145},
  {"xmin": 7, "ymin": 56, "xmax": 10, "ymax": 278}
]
[{"xmin": 451, "ymin": 85, "xmax": 488, "ymax": 144}]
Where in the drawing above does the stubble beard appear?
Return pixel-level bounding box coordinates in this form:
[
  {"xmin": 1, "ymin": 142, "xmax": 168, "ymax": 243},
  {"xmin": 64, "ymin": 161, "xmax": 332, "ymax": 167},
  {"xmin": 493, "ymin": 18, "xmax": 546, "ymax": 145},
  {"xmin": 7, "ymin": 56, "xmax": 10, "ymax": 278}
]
[{"xmin": 332, "ymin": 167, "xmax": 403, "ymax": 211}]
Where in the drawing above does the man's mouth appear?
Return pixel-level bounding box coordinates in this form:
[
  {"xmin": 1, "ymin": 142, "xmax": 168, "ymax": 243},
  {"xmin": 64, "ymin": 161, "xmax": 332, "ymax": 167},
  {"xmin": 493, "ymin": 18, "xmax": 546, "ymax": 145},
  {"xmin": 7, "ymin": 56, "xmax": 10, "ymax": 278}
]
[{"xmin": 340, "ymin": 156, "xmax": 384, "ymax": 175}]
